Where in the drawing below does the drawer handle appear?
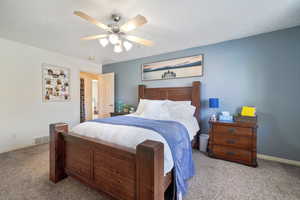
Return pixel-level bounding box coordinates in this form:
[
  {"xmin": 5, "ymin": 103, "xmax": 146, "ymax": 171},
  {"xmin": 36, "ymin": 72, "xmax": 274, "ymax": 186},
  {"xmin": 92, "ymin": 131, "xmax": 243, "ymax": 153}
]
[
  {"xmin": 228, "ymin": 128, "xmax": 236, "ymax": 133},
  {"xmin": 226, "ymin": 140, "xmax": 236, "ymax": 144},
  {"xmin": 226, "ymin": 151, "xmax": 235, "ymax": 156}
]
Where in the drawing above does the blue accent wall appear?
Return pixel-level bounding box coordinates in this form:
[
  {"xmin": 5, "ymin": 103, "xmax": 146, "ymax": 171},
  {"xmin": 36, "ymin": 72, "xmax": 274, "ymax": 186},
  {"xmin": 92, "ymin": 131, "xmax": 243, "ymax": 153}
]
[{"xmin": 103, "ymin": 26, "xmax": 300, "ymax": 161}]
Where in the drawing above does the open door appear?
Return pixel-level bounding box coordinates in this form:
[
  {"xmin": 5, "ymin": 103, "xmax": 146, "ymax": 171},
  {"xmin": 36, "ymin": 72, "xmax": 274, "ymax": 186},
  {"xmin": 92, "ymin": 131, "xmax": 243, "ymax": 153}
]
[{"xmin": 98, "ymin": 72, "xmax": 115, "ymax": 118}]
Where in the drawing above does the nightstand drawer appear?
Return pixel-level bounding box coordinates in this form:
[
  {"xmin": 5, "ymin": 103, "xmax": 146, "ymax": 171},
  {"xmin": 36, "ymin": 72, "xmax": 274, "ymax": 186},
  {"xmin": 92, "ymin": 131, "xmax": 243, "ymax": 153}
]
[
  {"xmin": 213, "ymin": 133, "xmax": 252, "ymax": 150},
  {"xmin": 213, "ymin": 125, "xmax": 252, "ymax": 137},
  {"xmin": 212, "ymin": 145, "xmax": 252, "ymax": 164}
]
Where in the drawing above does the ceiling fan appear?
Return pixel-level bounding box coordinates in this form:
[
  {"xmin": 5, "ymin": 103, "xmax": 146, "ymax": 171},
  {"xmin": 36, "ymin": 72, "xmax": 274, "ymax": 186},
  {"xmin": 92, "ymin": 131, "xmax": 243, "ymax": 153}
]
[{"xmin": 74, "ymin": 11, "xmax": 154, "ymax": 53}]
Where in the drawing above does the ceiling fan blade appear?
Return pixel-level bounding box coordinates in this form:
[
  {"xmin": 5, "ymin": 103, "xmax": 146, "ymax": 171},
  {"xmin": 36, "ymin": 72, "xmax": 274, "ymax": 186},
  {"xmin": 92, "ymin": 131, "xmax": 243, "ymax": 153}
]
[
  {"xmin": 120, "ymin": 15, "xmax": 148, "ymax": 32},
  {"xmin": 125, "ymin": 35, "xmax": 154, "ymax": 46},
  {"xmin": 81, "ymin": 34, "xmax": 107, "ymax": 40},
  {"xmin": 74, "ymin": 11, "xmax": 110, "ymax": 31}
]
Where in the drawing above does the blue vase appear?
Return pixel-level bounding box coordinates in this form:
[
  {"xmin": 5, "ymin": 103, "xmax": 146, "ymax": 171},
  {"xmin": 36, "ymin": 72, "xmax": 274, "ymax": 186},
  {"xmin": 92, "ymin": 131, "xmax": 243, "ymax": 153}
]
[{"xmin": 116, "ymin": 100, "xmax": 124, "ymax": 113}]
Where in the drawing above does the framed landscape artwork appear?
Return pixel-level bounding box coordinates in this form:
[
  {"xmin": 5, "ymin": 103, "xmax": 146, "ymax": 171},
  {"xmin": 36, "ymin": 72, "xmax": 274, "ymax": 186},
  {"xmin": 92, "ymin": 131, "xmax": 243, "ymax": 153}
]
[
  {"xmin": 42, "ymin": 63, "xmax": 70, "ymax": 102},
  {"xmin": 142, "ymin": 54, "xmax": 203, "ymax": 81}
]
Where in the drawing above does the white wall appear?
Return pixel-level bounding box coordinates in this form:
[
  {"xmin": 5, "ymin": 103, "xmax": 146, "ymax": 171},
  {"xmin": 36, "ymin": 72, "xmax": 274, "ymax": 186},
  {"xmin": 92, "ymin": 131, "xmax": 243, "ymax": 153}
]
[{"xmin": 0, "ymin": 37, "xmax": 102, "ymax": 153}]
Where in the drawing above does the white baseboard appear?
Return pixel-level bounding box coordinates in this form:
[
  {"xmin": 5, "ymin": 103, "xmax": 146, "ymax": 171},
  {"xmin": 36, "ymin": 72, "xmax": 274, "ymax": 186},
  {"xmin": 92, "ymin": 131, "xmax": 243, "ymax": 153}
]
[
  {"xmin": 0, "ymin": 143, "xmax": 49, "ymax": 155},
  {"xmin": 257, "ymin": 154, "xmax": 300, "ymax": 167}
]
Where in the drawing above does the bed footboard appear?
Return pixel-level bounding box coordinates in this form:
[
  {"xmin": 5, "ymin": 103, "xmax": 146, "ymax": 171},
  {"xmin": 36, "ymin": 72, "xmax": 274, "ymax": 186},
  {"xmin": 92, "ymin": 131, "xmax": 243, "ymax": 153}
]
[
  {"xmin": 49, "ymin": 123, "xmax": 166, "ymax": 200},
  {"xmin": 49, "ymin": 123, "xmax": 68, "ymax": 183},
  {"xmin": 137, "ymin": 140, "xmax": 164, "ymax": 200}
]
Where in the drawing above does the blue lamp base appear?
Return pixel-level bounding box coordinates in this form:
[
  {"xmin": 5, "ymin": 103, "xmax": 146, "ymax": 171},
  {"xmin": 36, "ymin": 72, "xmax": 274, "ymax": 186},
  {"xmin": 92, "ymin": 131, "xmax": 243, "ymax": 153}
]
[{"xmin": 209, "ymin": 98, "xmax": 219, "ymax": 121}]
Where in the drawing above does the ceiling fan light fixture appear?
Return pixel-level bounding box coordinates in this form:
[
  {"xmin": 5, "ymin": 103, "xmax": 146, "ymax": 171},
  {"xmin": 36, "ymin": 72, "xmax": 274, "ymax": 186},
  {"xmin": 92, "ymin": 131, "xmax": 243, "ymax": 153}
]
[
  {"xmin": 123, "ymin": 41, "xmax": 133, "ymax": 51},
  {"xmin": 99, "ymin": 38, "xmax": 108, "ymax": 47},
  {"xmin": 114, "ymin": 43, "xmax": 123, "ymax": 53},
  {"xmin": 74, "ymin": 11, "xmax": 153, "ymax": 53},
  {"xmin": 109, "ymin": 34, "xmax": 119, "ymax": 45}
]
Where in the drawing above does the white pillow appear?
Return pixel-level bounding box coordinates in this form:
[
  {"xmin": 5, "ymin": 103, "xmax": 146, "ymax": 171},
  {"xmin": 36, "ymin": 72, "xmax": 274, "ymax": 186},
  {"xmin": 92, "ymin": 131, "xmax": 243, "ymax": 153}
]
[
  {"xmin": 163, "ymin": 101, "xmax": 196, "ymax": 120},
  {"xmin": 135, "ymin": 99, "xmax": 147, "ymax": 115},
  {"xmin": 141, "ymin": 102, "xmax": 168, "ymax": 119},
  {"xmin": 135, "ymin": 99, "xmax": 195, "ymax": 120},
  {"xmin": 137, "ymin": 99, "xmax": 198, "ymax": 141},
  {"xmin": 167, "ymin": 100, "xmax": 191, "ymax": 106},
  {"xmin": 136, "ymin": 99, "xmax": 191, "ymax": 114},
  {"xmin": 136, "ymin": 99, "xmax": 168, "ymax": 117}
]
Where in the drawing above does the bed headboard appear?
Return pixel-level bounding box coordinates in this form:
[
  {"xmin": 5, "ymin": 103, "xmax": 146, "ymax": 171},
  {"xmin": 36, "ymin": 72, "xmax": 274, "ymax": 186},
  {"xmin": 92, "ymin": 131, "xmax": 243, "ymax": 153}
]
[{"xmin": 138, "ymin": 81, "xmax": 201, "ymax": 123}]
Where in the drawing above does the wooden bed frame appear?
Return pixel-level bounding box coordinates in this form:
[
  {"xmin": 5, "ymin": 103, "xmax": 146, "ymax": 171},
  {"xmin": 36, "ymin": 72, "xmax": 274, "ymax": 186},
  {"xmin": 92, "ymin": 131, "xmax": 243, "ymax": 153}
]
[{"xmin": 49, "ymin": 81, "xmax": 201, "ymax": 200}]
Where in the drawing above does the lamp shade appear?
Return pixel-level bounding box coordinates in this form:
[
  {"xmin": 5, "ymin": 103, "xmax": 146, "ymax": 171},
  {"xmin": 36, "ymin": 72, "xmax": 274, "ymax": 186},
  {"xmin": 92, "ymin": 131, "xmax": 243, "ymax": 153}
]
[{"xmin": 209, "ymin": 98, "xmax": 219, "ymax": 108}]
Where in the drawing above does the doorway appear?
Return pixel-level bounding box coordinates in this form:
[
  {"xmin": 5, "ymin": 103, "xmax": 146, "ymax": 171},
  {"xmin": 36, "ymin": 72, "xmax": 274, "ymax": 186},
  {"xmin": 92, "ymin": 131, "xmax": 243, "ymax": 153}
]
[{"xmin": 80, "ymin": 71, "xmax": 115, "ymax": 122}]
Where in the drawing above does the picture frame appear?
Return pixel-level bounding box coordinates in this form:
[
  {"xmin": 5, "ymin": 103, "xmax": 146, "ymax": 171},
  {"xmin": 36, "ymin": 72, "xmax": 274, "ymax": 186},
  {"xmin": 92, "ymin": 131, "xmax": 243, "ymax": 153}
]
[
  {"xmin": 42, "ymin": 63, "xmax": 71, "ymax": 102},
  {"xmin": 141, "ymin": 54, "xmax": 203, "ymax": 81}
]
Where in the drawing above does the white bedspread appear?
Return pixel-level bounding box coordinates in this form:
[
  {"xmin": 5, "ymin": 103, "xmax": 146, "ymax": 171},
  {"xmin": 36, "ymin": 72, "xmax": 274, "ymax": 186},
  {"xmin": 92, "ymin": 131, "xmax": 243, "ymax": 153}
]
[{"xmin": 72, "ymin": 114, "xmax": 199, "ymax": 174}]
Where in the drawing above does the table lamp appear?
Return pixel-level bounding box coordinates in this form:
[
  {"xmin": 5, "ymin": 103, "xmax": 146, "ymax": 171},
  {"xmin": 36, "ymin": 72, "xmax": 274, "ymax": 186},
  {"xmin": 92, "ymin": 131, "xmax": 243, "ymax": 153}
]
[{"xmin": 209, "ymin": 98, "xmax": 219, "ymax": 121}]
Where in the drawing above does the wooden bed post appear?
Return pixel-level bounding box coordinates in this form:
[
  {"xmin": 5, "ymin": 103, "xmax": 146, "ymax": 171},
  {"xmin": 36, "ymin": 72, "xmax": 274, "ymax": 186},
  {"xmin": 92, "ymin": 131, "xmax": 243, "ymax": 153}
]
[
  {"xmin": 192, "ymin": 81, "xmax": 201, "ymax": 123},
  {"xmin": 136, "ymin": 140, "xmax": 164, "ymax": 200},
  {"xmin": 49, "ymin": 123, "xmax": 68, "ymax": 183},
  {"xmin": 138, "ymin": 85, "xmax": 146, "ymax": 100}
]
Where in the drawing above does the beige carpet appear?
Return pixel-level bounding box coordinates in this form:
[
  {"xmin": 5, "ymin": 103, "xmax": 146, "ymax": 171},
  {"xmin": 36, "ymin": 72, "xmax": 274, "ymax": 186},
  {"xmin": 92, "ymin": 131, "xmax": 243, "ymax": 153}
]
[{"xmin": 0, "ymin": 144, "xmax": 299, "ymax": 200}]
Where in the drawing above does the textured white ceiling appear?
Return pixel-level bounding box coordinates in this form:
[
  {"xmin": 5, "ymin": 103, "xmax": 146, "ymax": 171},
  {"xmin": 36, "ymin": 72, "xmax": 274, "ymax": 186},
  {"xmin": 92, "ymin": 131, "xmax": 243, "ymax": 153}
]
[{"xmin": 0, "ymin": 0, "xmax": 300, "ymax": 65}]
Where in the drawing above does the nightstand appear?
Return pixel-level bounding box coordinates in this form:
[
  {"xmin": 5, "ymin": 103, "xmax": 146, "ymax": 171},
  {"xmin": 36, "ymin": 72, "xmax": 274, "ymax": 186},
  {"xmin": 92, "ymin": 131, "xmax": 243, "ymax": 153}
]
[
  {"xmin": 110, "ymin": 112, "xmax": 129, "ymax": 117},
  {"xmin": 208, "ymin": 120, "xmax": 258, "ymax": 167}
]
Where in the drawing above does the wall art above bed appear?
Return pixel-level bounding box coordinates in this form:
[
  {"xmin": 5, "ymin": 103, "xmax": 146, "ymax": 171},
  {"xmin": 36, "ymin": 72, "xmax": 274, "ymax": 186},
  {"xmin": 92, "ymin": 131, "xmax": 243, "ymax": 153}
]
[
  {"xmin": 42, "ymin": 63, "xmax": 70, "ymax": 102},
  {"xmin": 142, "ymin": 54, "xmax": 203, "ymax": 81}
]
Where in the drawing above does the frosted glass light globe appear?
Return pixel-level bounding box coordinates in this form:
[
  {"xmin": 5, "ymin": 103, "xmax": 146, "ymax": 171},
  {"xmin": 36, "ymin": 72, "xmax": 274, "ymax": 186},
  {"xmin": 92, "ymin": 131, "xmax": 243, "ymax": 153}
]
[
  {"xmin": 114, "ymin": 44, "xmax": 123, "ymax": 53},
  {"xmin": 109, "ymin": 34, "xmax": 119, "ymax": 45},
  {"xmin": 123, "ymin": 41, "xmax": 133, "ymax": 51},
  {"xmin": 98, "ymin": 38, "xmax": 108, "ymax": 47}
]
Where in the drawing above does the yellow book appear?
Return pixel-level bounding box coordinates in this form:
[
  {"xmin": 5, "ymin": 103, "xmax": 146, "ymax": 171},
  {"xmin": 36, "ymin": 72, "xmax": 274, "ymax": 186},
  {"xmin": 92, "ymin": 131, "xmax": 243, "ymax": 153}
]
[{"xmin": 241, "ymin": 106, "xmax": 256, "ymax": 117}]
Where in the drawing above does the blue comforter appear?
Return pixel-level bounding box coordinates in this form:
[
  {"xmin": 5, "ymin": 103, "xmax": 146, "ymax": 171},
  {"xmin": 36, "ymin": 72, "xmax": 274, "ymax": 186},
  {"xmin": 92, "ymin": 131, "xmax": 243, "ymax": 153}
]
[{"xmin": 91, "ymin": 116, "xmax": 195, "ymax": 198}]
